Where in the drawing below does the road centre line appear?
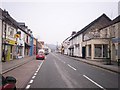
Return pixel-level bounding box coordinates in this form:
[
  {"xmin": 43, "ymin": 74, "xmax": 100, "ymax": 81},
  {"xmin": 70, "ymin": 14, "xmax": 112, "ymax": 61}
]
[
  {"xmin": 29, "ymin": 80, "xmax": 33, "ymax": 84},
  {"xmin": 34, "ymin": 73, "xmax": 37, "ymax": 75},
  {"xmin": 67, "ymin": 64, "xmax": 77, "ymax": 71},
  {"xmin": 36, "ymin": 70, "xmax": 39, "ymax": 73},
  {"xmin": 32, "ymin": 76, "xmax": 36, "ymax": 79},
  {"xmin": 26, "ymin": 85, "xmax": 31, "ymax": 89},
  {"xmin": 83, "ymin": 75, "xmax": 106, "ymax": 90}
]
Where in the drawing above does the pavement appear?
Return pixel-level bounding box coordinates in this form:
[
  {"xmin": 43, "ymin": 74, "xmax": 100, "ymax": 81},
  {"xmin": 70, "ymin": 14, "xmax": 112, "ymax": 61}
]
[
  {"xmin": 1, "ymin": 55, "xmax": 35, "ymax": 74},
  {"xmin": 65, "ymin": 55, "xmax": 120, "ymax": 73},
  {"xmin": 1, "ymin": 53, "xmax": 120, "ymax": 74}
]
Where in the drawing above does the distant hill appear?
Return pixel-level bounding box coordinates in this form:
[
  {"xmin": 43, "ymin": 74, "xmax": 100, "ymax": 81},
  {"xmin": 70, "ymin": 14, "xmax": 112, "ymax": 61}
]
[{"xmin": 45, "ymin": 44, "xmax": 57, "ymax": 51}]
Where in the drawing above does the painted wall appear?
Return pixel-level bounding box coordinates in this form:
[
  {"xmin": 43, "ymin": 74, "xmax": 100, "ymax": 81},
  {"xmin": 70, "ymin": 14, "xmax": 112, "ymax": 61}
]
[
  {"xmin": 17, "ymin": 29, "xmax": 25, "ymax": 58},
  {"xmin": 30, "ymin": 36, "xmax": 33, "ymax": 56},
  {"xmin": 0, "ymin": 9, "xmax": 2, "ymax": 62}
]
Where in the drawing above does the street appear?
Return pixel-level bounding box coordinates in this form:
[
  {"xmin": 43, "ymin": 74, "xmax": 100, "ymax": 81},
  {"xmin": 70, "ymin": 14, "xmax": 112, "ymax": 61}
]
[
  {"xmin": 24, "ymin": 52, "xmax": 118, "ymax": 89},
  {"xmin": 1, "ymin": 2, "xmax": 120, "ymax": 90}
]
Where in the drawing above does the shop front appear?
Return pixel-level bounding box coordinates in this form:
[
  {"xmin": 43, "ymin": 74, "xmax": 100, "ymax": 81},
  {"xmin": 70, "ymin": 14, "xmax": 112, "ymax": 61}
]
[
  {"xmin": 2, "ymin": 39, "xmax": 17, "ymax": 61},
  {"xmin": 84, "ymin": 39, "xmax": 109, "ymax": 61}
]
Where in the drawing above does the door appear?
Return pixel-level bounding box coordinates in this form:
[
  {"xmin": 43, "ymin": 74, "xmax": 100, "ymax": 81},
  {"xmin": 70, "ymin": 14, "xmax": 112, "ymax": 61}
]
[
  {"xmin": 82, "ymin": 47, "xmax": 86, "ymax": 58},
  {"xmin": 10, "ymin": 45, "xmax": 13, "ymax": 60}
]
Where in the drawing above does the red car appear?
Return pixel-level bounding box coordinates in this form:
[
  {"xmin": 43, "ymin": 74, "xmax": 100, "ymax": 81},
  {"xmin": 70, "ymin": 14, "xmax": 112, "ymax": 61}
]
[
  {"xmin": 36, "ymin": 52, "xmax": 45, "ymax": 60},
  {"xmin": 0, "ymin": 75, "xmax": 17, "ymax": 90}
]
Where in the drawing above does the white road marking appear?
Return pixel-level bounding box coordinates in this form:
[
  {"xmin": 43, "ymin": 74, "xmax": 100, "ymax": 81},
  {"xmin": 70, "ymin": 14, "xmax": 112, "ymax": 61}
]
[
  {"xmin": 25, "ymin": 61, "xmax": 44, "ymax": 89},
  {"xmin": 39, "ymin": 61, "xmax": 44, "ymax": 68},
  {"xmin": 67, "ymin": 64, "xmax": 76, "ymax": 71},
  {"xmin": 37, "ymin": 68, "xmax": 39, "ymax": 71},
  {"xmin": 37, "ymin": 61, "xmax": 44, "ymax": 71},
  {"xmin": 29, "ymin": 80, "xmax": 33, "ymax": 84},
  {"xmin": 26, "ymin": 85, "xmax": 31, "ymax": 89},
  {"xmin": 36, "ymin": 70, "xmax": 38, "ymax": 73},
  {"xmin": 34, "ymin": 73, "xmax": 37, "ymax": 75},
  {"xmin": 83, "ymin": 75, "xmax": 106, "ymax": 90},
  {"xmin": 32, "ymin": 76, "xmax": 36, "ymax": 79}
]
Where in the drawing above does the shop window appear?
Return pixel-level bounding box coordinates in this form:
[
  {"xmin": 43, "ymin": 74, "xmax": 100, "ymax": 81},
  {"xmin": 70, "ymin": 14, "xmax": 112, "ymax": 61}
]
[
  {"xmin": 95, "ymin": 45, "xmax": 102, "ymax": 57},
  {"xmin": 95, "ymin": 44, "xmax": 108, "ymax": 58}
]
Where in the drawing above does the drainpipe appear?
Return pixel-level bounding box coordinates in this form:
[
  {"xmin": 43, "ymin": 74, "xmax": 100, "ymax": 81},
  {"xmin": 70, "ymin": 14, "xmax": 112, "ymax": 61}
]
[{"xmin": 3, "ymin": 23, "xmax": 6, "ymax": 62}]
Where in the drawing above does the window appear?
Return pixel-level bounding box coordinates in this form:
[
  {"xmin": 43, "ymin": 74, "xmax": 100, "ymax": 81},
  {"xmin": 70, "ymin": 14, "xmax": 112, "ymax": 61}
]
[
  {"xmin": 95, "ymin": 45, "xmax": 102, "ymax": 57},
  {"xmin": 111, "ymin": 26, "xmax": 115, "ymax": 37},
  {"xmin": 95, "ymin": 44, "xmax": 108, "ymax": 58},
  {"xmin": 104, "ymin": 29, "xmax": 107, "ymax": 38},
  {"xmin": 88, "ymin": 45, "xmax": 91, "ymax": 56},
  {"xmin": 103, "ymin": 44, "xmax": 108, "ymax": 57},
  {"xmin": 2, "ymin": 23, "xmax": 6, "ymax": 37},
  {"xmin": 8, "ymin": 27, "xmax": 14, "ymax": 37}
]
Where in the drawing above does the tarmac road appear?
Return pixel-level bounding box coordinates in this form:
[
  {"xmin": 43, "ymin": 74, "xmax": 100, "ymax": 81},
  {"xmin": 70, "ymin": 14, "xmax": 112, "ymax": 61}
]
[{"xmin": 26, "ymin": 52, "xmax": 119, "ymax": 89}]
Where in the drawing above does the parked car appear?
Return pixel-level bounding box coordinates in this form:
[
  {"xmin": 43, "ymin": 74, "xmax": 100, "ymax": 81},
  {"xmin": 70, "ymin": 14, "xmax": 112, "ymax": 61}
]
[
  {"xmin": 0, "ymin": 75, "xmax": 17, "ymax": 90},
  {"xmin": 36, "ymin": 50, "xmax": 45, "ymax": 60},
  {"xmin": 44, "ymin": 48, "xmax": 49, "ymax": 55}
]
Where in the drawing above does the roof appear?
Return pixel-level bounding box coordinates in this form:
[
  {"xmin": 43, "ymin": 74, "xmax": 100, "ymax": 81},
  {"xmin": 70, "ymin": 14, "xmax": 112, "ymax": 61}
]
[
  {"xmin": 2, "ymin": 9, "xmax": 26, "ymax": 33},
  {"xmin": 112, "ymin": 15, "xmax": 120, "ymax": 24},
  {"xmin": 70, "ymin": 13, "xmax": 111, "ymax": 40},
  {"xmin": 2, "ymin": 9, "xmax": 34, "ymax": 37},
  {"xmin": 99, "ymin": 15, "xmax": 120, "ymax": 30},
  {"xmin": 63, "ymin": 35, "xmax": 71, "ymax": 43}
]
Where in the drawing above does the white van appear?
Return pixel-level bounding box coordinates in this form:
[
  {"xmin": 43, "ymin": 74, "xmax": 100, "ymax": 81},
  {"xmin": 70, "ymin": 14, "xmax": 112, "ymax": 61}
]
[{"xmin": 38, "ymin": 49, "xmax": 45, "ymax": 54}]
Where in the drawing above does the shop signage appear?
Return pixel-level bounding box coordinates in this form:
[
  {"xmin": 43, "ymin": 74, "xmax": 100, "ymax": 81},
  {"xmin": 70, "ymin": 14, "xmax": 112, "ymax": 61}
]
[
  {"xmin": 112, "ymin": 38, "xmax": 120, "ymax": 43},
  {"xmin": 6, "ymin": 39, "xmax": 17, "ymax": 45}
]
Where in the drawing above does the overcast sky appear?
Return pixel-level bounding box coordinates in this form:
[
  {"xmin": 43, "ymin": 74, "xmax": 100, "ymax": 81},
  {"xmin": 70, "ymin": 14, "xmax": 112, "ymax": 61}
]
[{"xmin": 1, "ymin": 0, "xmax": 119, "ymax": 45}]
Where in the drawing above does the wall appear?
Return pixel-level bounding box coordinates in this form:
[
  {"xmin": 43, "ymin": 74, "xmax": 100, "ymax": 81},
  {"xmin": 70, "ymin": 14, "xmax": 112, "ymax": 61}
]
[
  {"xmin": 17, "ymin": 29, "xmax": 25, "ymax": 58},
  {"xmin": 0, "ymin": 9, "xmax": 2, "ymax": 62}
]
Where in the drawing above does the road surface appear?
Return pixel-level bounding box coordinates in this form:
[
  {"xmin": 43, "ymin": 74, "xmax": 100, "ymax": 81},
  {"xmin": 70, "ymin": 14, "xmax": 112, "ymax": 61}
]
[{"xmin": 25, "ymin": 52, "xmax": 119, "ymax": 89}]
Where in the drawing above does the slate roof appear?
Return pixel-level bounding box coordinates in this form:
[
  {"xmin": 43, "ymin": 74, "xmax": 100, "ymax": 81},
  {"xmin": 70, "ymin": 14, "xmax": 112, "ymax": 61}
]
[
  {"xmin": 99, "ymin": 15, "xmax": 120, "ymax": 30},
  {"xmin": 70, "ymin": 13, "xmax": 111, "ymax": 40},
  {"xmin": 111, "ymin": 15, "xmax": 120, "ymax": 25},
  {"xmin": 2, "ymin": 9, "xmax": 32, "ymax": 36}
]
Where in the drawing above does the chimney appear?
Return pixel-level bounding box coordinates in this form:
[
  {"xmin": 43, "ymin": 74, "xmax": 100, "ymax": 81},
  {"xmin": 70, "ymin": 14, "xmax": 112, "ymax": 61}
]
[{"xmin": 71, "ymin": 31, "xmax": 76, "ymax": 36}]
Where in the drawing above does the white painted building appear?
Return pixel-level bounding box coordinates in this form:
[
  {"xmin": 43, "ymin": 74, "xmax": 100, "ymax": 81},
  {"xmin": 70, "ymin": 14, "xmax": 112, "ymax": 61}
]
[
  {"xmin": 69, "ymin": 14, "xmax": 112, "ymax": 60},
  {"xmin": 16, "ymin": 28, "xmax": 25, "ymax": 59},
  {"xmin": 62, "ymin": 36, "xmax": 71, "ymax": 55},
  {"xmin": 69, "ymin": 32, "xmax": 83, "ymax": 57},
  {"xmin": 0, "ymin": 8, "xmax": 2, "ymax": 62}
]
